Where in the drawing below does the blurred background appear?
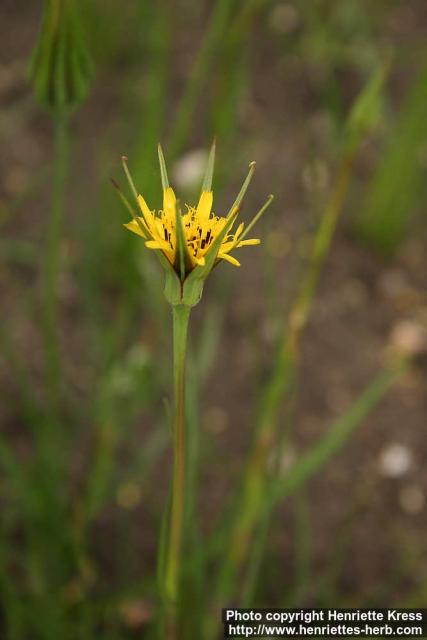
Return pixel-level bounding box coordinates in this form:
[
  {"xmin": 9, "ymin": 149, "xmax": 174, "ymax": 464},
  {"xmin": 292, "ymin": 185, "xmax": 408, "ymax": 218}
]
[{"xmin": 0, "ymin": 0, "xmax": 426, "ymax": 638}]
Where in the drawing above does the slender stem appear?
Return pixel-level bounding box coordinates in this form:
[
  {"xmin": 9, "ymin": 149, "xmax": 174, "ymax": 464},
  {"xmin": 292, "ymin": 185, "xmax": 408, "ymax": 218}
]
[
  {"xmin": 165, "ymin": 304, "xmax": 191, "ymax": 609},
  {"xmin": 34, "ymin": 113, "xmax": 70, "ymax": 600},
  {"xmin": 42, "ymin": 113, "xmax": 69, "ymax": 416}
]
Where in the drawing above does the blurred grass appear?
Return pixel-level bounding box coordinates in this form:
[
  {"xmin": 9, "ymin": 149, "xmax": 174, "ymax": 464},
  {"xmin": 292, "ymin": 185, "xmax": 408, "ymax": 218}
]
[
  {"xmin": 357, "ymin": 56, "xmax": 427, "ymax": 253},
  {"xmin": 208, "ymin": 64, "xmax": 389, "ymax": 621}
]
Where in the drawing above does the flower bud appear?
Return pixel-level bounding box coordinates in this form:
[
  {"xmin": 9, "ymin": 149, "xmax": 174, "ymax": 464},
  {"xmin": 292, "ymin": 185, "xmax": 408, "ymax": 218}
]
[
  {"xmin": 29, "ymin": 0, "xmax": 94, "ymax": 112},
  {"xmin": 344, "ymin": 56, "xmax": 391, "ymax": 153}
]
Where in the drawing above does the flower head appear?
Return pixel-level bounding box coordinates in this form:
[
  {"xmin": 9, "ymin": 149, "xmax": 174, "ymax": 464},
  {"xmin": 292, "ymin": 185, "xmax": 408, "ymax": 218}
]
[
  {"xmin": 116, "ymin": 142, "xmax": 273, "ymax": 306},
  {"xmin": 124, "ymin": 188, "xmax": 261, "ymax": 270}
]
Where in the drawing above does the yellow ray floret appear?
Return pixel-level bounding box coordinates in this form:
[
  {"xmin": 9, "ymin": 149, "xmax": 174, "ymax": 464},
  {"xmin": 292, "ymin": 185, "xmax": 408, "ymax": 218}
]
[{"xmin": 124, "ymin": 188, "xmax": 261, "ymax": 271}]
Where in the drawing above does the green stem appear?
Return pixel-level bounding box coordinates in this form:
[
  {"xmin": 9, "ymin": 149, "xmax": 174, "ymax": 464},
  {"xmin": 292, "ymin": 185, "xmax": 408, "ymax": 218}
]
[
  {"xmin": 165, "ymin": 304, "xmax": 191, "ymax": 609},
  {"xmin": 42, "ymin": 113, "xmax": 69, "ymax": 416}
]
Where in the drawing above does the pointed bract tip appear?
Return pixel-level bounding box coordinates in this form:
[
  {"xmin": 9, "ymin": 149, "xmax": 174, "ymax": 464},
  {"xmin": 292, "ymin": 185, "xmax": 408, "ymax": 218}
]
[
  {"xmin": 201, "ymin": 139, "xmax": 217, "ymax": 192},
  {"xmin": 157, "ymin": 143, "xmax": 170, "ymax": 189},
  {"xmin": 121, "ymin": 155, "xmax": 139, "ymax": 201},
  {"xmin": 237, "ymin": 192, "xmax": 274, "ymax": 243},
  {"xmin": 226, "ymin": 160, "xmax": 257, "ymax": 218}
]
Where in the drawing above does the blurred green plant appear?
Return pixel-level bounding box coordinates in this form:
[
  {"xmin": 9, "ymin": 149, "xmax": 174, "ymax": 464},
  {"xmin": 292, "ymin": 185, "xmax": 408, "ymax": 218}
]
[
  {"xmin": 1, "ymin": 3, "xmax": 96, "ymax": 638},
  {"xmin": 30, "ymin": 0, "xmax": 93, "ymax": 112},
  {"xmin": 29, "ymin": 0, "xmax": 94, "ymax": 414},
  {"xmin": 206, "ymin": 60, "xmax": 391, "ymax": 634},
  {"xmin": 357, "ymin": 57, "xmax": 427, "ymax": 253}
]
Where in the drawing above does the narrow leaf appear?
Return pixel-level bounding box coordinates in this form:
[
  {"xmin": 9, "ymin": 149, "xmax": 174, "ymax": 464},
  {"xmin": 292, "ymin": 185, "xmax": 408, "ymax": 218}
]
[
  {"xmin": 111, "ymin": 178, "xmax": 137, "ymax": 219},
  {"xmin": 201, "ymin": 139, "xmax": 216, "ymax": 192},
  {"xmin": 111, "ymin": 178, "xmax": 150, "ymax": 238},
  {"xmin": 121, "ymin": 156, "xmax": 139, "ymax": 202},
  {"xmin": 239, "ymin": 194, "xmax": 274, "ymax": 242},
  {"xmin": 226, "ymin": 161, "xmax": 256, "ymax": 218},
  {"xmin": 175, "ymin": 203, "xmax": 187, "ymax": 280},
  {"xmin": 158, "ymin": 143, "xmax": 170, "ymax": 189},
  {"xmin": 275, "ymin": 364, "xmax": 406, "ymax": 501}
]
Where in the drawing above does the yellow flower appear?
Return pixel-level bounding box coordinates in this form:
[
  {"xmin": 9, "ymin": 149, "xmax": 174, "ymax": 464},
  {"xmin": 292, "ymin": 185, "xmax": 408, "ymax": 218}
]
[
  {"xmin": 124, "ymin": 187, "xmax": 262, "ymax": 269},
  {"xmin": 121, "ymin": 143, "xmax": 273, "ymax": 279}
]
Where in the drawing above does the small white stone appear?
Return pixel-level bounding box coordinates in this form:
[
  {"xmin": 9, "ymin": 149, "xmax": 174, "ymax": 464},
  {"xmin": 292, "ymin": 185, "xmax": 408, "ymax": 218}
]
[
  {"xmin": 389, "ymin": 320, "xmax": 427, "ymax": 357},
  {"xmin": 378, "ymin": 443, "xmax": 413, "ymax": 478},
  {"xmin": 172, "ymin": 149, "xmax": 208, "ymax": 192}
]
